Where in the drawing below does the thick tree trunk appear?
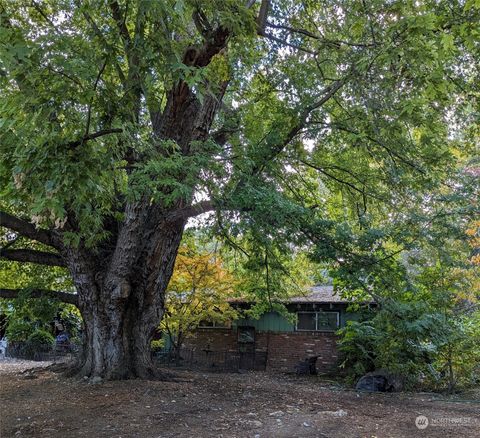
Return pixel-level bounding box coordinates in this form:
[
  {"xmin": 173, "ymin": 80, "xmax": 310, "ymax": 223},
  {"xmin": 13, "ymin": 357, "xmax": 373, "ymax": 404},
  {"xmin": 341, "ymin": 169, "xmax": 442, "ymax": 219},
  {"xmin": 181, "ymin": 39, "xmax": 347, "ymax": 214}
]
[
  {"xmin": 77, "ymin": 292, "xmax": 160, "ymax": 379},
  {"xmin": 64, "ymin": 218, "xmax": 186, "ymax": 379}
]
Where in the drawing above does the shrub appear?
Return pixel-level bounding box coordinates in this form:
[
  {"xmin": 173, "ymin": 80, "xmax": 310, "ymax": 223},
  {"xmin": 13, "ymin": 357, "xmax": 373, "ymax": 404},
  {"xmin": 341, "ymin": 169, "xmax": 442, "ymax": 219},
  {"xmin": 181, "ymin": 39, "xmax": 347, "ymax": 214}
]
[
  {"xmin": 151, "ymin": 339, "xmax": 165, "ymax": 352},
  {"xmin": 5, "ymin": 319, "xmax": 34, "ymax": 342},
  {"xmin": 27, "ymin": 329, "xmax": 55, "ymax": 349}
]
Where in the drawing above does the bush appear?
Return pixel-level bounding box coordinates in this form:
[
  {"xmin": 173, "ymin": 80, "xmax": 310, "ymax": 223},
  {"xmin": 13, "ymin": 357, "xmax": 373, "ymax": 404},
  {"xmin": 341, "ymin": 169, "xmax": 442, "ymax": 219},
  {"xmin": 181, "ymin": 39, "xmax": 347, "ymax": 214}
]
[
  {"xmin": 337, "ymin": 301, "xmax": 480, "ymax": 392},
  {"xmin": 27, "ymin": 329, "xmax": 55, "ymax": 350},
  {"xmin": 337, "ymin": 320, "xmax": 377, "ymax": 383},
  {"xmin": 151, "ymin": 339, "xmax": 165, "ymax": 352},
  {"xmin": 5, "ymin": 320, "xmax": 34, "ymax": 342}
]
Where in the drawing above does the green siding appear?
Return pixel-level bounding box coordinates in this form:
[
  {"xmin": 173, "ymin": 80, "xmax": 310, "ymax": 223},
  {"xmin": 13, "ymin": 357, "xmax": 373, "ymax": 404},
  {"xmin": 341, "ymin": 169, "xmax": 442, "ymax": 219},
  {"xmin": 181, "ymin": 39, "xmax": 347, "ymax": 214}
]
[
  {"xmin": 162, "ymin": 332, "xmax": 174, "ymax": 350},
  {"xmin": 233, "ymin": 306, "xmax": 358, "ymax": 332},
  {"xmin": 234, "ymin": 311, "xmax": 294, "ymax": 332}
]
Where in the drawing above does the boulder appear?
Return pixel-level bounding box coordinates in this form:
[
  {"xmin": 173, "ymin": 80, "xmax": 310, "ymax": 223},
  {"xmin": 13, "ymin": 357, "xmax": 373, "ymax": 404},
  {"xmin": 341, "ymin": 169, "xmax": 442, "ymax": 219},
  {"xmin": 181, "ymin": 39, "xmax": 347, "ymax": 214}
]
[{"xmin": 355, "ymin": 369, "xmax": 403, "ymax": 392}]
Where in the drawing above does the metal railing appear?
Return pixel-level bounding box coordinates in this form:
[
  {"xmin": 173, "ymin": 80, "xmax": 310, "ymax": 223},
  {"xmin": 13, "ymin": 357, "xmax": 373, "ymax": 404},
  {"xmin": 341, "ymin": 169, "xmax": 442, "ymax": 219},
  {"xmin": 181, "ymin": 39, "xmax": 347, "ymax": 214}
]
[
  {"xmin": 5, "ymin": 341, "xmax": 79, "ymax": 362},
  {"xmin": 3, "ymin": 342, "xmax": 268, "ymax": 372},
  {"xmin": 154, "ymin": 347, "xmax": 267, "ymax": 371}
]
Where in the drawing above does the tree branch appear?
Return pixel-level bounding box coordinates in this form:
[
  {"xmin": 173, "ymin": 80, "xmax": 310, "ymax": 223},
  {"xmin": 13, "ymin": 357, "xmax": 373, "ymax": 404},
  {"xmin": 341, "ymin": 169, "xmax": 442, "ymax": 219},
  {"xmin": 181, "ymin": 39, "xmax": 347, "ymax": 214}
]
[
  {"xmin": 262, "ymin": 32, "xmax": 316, "ymax": 55},
  {"xmin": 0, "ymin": 249, "xmax": 66, "ymax": 267},
  {"xmin": 79, "ymin": 5, "xmax": 127, "ymax": 86},
  {"xmin": 0, "ymin": 212, "xmax": 56, "ymax": 247},
  {"xmin": 167, "ymin": 201, "xmax": 216, "ymax": 222},
  {"xmin": 257, "ymin": 0, "xmax": 269, "ymax": 35},
  {"xmin": 84, "ymin": 58, "xmax": 108, "ymax": 138},
  {"xmin": 108, "ymin": 0, "xmax": 132, "ymax": 52},
  {"xmin": 266, "ymin": 22, "xmax": 377, "ymax": 48},
  {"xmin": 66, "ymin": 128, "xmax": 123, "ymax": 149},
  {"xmin": 253, "ymin": 75, "xmax": 349, "ymax": 175},
  {"xmin": 183, "ymin": 26, "xmax": 230, "ymax": 68},
  {"xmin": 0, "ymin": 288, "xmax": 78, "ymax": 306},
  {"xmin": 210, "ymin": 126, "xmax": 238, "ymax": 146},
  {"xmin": 297, "ymin": 159, "xmax": 375, "ymax": 197},
  {"xmin": 193, "ymin": 9, "xmax": 212, "ymax": 38}
]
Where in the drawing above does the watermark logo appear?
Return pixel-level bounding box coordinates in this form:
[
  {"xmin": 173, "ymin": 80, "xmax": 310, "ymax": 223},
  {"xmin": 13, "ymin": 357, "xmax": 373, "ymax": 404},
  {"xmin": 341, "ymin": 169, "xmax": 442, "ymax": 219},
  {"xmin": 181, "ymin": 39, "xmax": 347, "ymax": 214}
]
[
  {"xmin": 415, "ymin": 415, "xmax": 476, "ymax": 429},
  {"xmin": 415, "ymin": 415, "xmax": 429, "ymax": 430}
]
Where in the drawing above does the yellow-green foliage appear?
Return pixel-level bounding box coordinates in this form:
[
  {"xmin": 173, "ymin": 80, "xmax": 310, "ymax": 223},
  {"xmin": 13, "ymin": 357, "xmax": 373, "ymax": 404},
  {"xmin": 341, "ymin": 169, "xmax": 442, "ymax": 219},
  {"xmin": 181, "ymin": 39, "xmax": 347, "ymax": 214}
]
[{"xmin": 161, "ymin": 240, "xmax": 238, "ymax": 347}]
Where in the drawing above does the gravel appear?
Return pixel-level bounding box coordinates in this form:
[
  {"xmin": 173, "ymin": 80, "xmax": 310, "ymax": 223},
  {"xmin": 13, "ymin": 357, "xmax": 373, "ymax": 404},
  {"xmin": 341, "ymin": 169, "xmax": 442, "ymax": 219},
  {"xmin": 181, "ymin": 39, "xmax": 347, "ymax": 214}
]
[{"xmin": 0, "ymin": 357, "xmax": 52, "ymax": 374}]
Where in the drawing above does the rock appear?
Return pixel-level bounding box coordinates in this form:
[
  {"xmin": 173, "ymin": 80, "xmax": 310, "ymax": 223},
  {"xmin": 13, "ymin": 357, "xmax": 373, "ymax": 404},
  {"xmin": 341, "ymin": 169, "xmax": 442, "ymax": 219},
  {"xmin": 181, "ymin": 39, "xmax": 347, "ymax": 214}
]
[
  {"xmin": 269, "ymin": 410, "xmax": 284, "ymax": 417},
  {"xmin": 90, "ymin": 376, "xmax": 102, "ymax": 385},
  {"xmin": 248, "ymin": 420, "xmax": 263, "ymax": 428},
  {"xmin": 331, "ymin": 409, "xmax": 347, "ymax": 417},
  {"xmin": 319, "ymin": 409, "xmax": 348, "ymax": 417},
  {"xmin": 303, "ymin": 422, "xmax": 311, "ymax": 427},
  {"xmin": 355, "ymin": 369, "xmax": 403, "ymax": 392},
  {"xmin": 22, "ymin": 374, "xmax": 37, "ymax": 380}
]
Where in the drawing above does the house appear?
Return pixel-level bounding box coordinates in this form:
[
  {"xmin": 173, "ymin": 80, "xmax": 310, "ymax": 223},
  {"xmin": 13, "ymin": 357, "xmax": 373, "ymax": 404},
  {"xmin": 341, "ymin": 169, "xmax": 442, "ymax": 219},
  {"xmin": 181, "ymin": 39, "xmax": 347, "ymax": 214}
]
[{"xmin": 182, "ymin": 285, "xmax": 373, "ymax": 373}]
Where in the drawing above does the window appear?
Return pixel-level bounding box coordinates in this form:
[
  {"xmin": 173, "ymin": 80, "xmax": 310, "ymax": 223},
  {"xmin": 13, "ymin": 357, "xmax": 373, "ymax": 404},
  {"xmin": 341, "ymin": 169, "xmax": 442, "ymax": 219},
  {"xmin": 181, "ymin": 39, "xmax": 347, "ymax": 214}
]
[
  {"xmin": 296, "ymin": 311, "xmax": 339, "ymax": 331},
  {"xmin": 237, "ymin": 326, "xmax": 255, "ymax": 344}
]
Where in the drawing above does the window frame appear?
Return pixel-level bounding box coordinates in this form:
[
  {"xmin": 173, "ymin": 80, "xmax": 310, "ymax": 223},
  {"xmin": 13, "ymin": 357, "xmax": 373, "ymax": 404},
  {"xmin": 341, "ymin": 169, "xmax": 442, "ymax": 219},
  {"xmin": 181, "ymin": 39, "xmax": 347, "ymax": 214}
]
[{"xmin": 295, "ymin": 311, "xmax": 340, "ymax": 332}]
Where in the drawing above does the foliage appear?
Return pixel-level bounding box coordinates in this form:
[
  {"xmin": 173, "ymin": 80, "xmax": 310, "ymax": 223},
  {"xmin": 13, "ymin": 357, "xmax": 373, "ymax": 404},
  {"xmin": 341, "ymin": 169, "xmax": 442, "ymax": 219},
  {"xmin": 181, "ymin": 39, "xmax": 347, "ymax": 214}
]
[
  {"xmin": 0, "ymin": 0, "xmax": 477, "ymax": 246},
  {"xmin": 216, "ymin": 232, "xmax": 325, "ymax": 320},
  {"xmin": 337, "ymin": 239, "xmax": 480, "ymax": 391},
  {"xmin": 3, "ymin": 289, "xmax": 58, "ymax": 339},
  {"xmin": 5, "ymin": 318, "xmax": 33, "ymax": 342},
  {"xmin": 0, "ymin": 284, "xmax": 80, "ymax": 344},
  {"xmin": 26, "ymin": 329, "xmax": 55, "ymax": 350},
  {"xmin": 161, "ymin": 236, "xmax": 238, "ymax": 353},
  {"xmin": 150, "ymin": 339, "xmax": 165, "ymax": 353}
]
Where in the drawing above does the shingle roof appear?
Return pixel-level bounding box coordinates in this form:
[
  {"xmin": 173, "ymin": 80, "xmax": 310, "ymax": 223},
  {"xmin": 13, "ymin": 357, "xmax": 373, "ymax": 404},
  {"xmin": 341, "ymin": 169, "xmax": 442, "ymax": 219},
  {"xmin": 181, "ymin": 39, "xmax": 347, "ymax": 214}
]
[
  {"xmin": 228, "ymin": 285, "xmax": 358, "ymax": 304},
  {"xmin": 288, "ymin": 285, "xmax": 348, "ymax": 303}
]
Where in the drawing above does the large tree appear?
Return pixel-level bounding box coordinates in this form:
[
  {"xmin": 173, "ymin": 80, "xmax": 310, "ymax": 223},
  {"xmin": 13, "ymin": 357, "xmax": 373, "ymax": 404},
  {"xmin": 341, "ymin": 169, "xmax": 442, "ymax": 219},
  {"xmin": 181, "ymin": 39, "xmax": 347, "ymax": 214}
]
[{"xmin": 0, "ymin": 0, "xmax": 478, "ymax": 378}]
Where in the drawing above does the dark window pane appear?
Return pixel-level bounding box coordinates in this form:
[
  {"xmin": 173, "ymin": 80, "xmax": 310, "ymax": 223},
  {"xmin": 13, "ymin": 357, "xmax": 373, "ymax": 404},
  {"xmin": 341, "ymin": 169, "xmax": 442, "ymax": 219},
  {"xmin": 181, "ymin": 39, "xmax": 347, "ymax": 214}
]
[
  {"xmin": 238, "ymin": 327, "xmax": 255, "ymax": 343},
  {"xmin": 316, "ymin": 312, "xmax": 338, "ymax": 330},
  {"xmin": 297, "ymin": 313, "xmax": 316, "ymax": 330}
]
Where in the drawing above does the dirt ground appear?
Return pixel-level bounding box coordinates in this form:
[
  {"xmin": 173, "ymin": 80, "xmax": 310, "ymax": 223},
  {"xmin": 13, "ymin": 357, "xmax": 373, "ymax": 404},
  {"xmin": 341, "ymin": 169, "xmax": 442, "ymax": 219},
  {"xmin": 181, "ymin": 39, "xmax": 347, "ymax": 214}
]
[{"xmin": 0, "ymin": 359, "xmax": 479, "ymax": 438}]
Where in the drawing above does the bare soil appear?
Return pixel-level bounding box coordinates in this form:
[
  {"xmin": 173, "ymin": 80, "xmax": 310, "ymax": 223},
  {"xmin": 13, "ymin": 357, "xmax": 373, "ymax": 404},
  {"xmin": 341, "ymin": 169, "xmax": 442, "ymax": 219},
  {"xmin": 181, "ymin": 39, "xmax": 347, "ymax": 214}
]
[{"xmin": 0, "ymin": 360, "xmax": 479, "ymax": 438}]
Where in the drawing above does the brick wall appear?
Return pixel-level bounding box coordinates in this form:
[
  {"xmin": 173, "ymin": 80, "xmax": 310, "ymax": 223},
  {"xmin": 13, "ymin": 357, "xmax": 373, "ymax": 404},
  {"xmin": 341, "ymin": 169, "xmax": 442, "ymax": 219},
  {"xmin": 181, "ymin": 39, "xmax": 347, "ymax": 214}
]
[
  {"xmin": 184, "ymin": 328, "xmax": 238, "ymax": 352},
  {"xmin": 183, "ymin": 328, "xmax": 339, "ymax": 373}
]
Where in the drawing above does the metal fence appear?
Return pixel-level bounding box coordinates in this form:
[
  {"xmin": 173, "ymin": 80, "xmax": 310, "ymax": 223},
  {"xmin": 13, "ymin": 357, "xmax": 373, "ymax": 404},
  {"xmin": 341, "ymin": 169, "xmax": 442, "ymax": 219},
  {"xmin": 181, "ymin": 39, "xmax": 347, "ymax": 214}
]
[
  {"xmin": 4, "ymin": 343, "xmax": 267, "ymax": 372},
  {"xmin": 5, "ymin": 341, "xmax": 79, "ymax": 363},
  {"xmin": 154, "ymin": 347, "xmax": 267, "ymax": 372}
]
